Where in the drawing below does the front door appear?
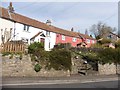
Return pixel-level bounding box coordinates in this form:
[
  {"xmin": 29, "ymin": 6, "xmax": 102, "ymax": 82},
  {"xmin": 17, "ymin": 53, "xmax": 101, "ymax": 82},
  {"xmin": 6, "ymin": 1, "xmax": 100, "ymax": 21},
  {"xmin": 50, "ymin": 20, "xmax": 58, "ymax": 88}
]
[{"xmin": 40, "ymin": 38, "xmax": 45, "ymax": 45}]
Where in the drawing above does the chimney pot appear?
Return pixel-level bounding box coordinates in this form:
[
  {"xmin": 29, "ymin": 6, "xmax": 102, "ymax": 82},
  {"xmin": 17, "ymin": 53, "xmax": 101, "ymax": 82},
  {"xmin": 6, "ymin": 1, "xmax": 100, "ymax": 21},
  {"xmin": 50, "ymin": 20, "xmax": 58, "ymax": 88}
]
[{"xmin": 46, "ymin": 20, "xmax": 51, "ymax": 26}]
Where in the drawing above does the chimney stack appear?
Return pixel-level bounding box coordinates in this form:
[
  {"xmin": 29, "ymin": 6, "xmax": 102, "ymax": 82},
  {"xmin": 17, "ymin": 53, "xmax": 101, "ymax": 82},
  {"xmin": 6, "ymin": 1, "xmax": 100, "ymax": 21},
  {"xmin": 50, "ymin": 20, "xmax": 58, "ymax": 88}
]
[
  {"xmin": 46, "ymin": 20, "xmax": 51, "ymax": 26},
  {"xmin": 8, "ymin": 2, "xmax": 14, "ymax": 13},
  {"xmin": 71, "ymin": 27, "xmax": 74, "ymax": 31},
  {"xmin": 85, "ymin": 29, "xmax": 88, "ymax": 35}
]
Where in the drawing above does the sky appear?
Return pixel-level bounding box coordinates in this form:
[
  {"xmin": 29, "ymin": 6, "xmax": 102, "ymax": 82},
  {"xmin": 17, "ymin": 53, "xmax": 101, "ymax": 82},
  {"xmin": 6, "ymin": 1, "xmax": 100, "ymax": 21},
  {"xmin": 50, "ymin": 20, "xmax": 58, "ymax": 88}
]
[{"xmin": 0, "ymin": 0, "xmax": 118, "ymax": 35}]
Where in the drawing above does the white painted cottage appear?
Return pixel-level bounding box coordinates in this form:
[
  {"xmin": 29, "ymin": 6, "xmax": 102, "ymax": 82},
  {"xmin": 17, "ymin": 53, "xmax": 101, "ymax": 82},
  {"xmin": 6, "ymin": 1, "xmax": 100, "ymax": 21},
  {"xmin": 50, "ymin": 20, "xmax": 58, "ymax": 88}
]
[{"xmin": 0, "ymin": 5, "xmax": 56, "ymax": 51}]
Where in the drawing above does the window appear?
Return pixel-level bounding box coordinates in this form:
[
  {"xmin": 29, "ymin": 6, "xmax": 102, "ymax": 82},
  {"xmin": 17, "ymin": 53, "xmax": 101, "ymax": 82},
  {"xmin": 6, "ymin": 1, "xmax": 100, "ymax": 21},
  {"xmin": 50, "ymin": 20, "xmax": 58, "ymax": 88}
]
[
  {"xmin": 86, "ymin": 39, "xmax": 90, "ymax": 43},
  {"xmin": 40, "ymin": 38, "xmax": 45, "ymax": 45},
  {"xmin": 27, "ymin": 26, "xmax": 29, "ymax": 31},
  {"xmin": 21, "ymin": 38, "xmax": 28, "ymax": 43},
  {"xmin": 62, "ymin": 35, "xmax": 65, "ymax": 41},
  {"xmin": 49, "ymin": 42, "xmax": 50, "ymax": 49},
  {"xmin": 73, "ymin": 38, "xmax": 76, "ymax": 42},
  {"xmin": 107, "ymin": 35, "xmax": 112, "ymax": 39},
  {"xmin": 23, "ymin": 25, "xmax": 29, "ymax": 32},
  {"xmin": 23, "ymin": 25, "xmax": 26, "ymax": 30},
  {"xmin": 46, "ymin": 31, "xmax": 50, "ymax": 36}
]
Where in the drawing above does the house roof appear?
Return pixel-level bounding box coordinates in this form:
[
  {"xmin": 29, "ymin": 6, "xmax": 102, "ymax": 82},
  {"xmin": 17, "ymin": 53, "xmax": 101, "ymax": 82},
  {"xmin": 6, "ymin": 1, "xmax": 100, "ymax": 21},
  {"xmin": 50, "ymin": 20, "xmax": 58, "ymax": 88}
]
[
  {"xmin": 109, "ymin": 32, "xmax": 120, "ymax": 38},
  {"xmin": 30, "ymin": 31, "xmax": 43, "ymax": 40},
  {"xmin": 1, "ymin": 7, "xmax": 95, "ymax": 40}
]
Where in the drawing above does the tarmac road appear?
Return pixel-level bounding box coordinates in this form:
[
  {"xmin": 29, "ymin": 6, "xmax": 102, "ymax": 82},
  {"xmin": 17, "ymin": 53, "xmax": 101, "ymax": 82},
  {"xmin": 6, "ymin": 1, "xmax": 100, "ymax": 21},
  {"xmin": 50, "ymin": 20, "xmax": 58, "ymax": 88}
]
[
  {"xmin": 2, "ymin": 80, "xmax": 119, "ymax": 88},
  {"xmin": 2, "ymin": 74, "xmax": 119, "ymax": 88}
]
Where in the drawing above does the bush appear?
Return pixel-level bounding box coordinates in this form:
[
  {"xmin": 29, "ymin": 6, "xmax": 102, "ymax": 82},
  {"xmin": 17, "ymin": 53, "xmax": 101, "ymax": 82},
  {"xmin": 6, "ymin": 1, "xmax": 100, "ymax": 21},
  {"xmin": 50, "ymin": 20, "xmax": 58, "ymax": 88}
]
[
  {"xmin": 82, "ymin": 52, "xmax": 98, "ymax": 62},
  {"xmin": 2, "ymin": 52, "xmax": 11, "ymax": 56},
  {"xmin": 34, "ymin": 64, "xmax": 42, "ymax": 72},
  {"xmin": 28, "ymin": 42, "xmax": 44, "ymax": 54},
  {"xmin": 9, "ymin": 54, "xmax": 13, "ymax": 59},
  {"xmin": 19, "ymin": 54, "xmax": 23, "ymax": 60},
  {"xmin": 28, "ymin": 42, "xmax": 47, "ymax": 62},
  {"xmin": 115, "ymin": 40, "xmax": 120, "ymax": 48},
  {"xmin": 28, "ymin": 42, "xmax": 73, "ymax": 71},
  {"xmin": 77, "ymin": 47, "xmax": 120, "ymax": 64},
  {"xmin": 49, "ymin": 49, "xmax": 72, "ymax": 71},
  {"xmin": 91, "ymin": 43, "xmax": 103, "ymax": 48},
  {"xmin": 97, "ymin": 48, "xmax": 120, "ymax": 64},
  {"xmin": 31, "ymin": 55, "xmax": 37, "ymax": 62},
  {"xmin": 54, "ymin": 43, "xmax": 71, "ymax": 50},
  {"xmin": 98, "ymin": 38, "xmax": 111, "ymax": 45}
]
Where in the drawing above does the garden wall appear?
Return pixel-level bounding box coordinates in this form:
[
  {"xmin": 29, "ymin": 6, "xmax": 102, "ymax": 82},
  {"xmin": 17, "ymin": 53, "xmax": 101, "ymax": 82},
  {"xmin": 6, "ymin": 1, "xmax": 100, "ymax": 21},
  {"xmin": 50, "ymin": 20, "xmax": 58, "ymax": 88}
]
[
  {"xmin": 98, "ymin": 63, "xmax": 116, "ymax": 75},
  {"xmin": 0, "ymin": 54, "xmax": 2, "ymax": 89},
  {"xmin": 117, "ymin": 64, "xmax": 120, "ymax": 74},
  {"xmin": 2, "ymin": 55, "xmax": 70, "ymax": 77},
  {"xmin": 2, "ymin": 55, "xmax": 119, "ymax": 77}
]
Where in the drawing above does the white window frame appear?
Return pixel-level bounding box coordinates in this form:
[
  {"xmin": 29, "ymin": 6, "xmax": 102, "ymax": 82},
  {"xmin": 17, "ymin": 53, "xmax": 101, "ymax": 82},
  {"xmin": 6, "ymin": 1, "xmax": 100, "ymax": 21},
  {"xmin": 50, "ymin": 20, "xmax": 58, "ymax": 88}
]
[
  {"xmin": 73, "ymin": 37, "xmax": 76, "ymax": 42},
  {"xmin": 23, "ymin": 25, "xmax": 30, "ymax": 32},
  {"xmin": 86, "ymin": 39, "xmax": 90, "ymax": 43},
  {"xmin": 46, "ymin": 31, "xmax": 50, "ymax": 36},
  {"xmin": 62, "ymin": 35, "xmax": 65, "ymax": 41},
  {"xmin": 21, "ymin": 37, "xmax": 28, "ymax": 43}
]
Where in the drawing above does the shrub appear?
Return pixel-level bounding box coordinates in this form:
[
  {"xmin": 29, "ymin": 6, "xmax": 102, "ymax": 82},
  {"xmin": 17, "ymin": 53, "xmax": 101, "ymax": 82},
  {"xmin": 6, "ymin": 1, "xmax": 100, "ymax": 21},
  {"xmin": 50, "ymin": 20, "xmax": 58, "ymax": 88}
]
[
  {"xmin": 82, "ymin": 53, "xmax": 98, "ymax": 61},
  {"xmin": 19, "ymin": 54, "xmax": 23, "ymax": 60},
  {"xmin": 34, "ymin": 64, "xmax": 42, "ymax": 72},
  {"xmin": 49, "ymin": 49, "xmax": 72, "ymax": 71},
  {"xmin": 54, "ymin": 43, "xmax": 71, "ymax": 50},
  {"xmin": 115, "ymin": 40, "xmax": 120, "ymax": 48},
  {"xmin": 28, "ymin": 42, "xmax": 44, "ymax": 54},
  {"xmin": 9, "ymin": 54, "xmax": 13, "ymax": 59},
  {"xmin": 31, "ymin": 55, "xmax": 37, "ymax": 62},
  {"xmin": 97, "ymin": 48, "xmax": 120, "ymax": 64},
  {"xmin": 98, "ymin": 38, "xmax": 111, "ymax": 45},
  {"xmin": 2, "ymin": 52, "xmax": 11, "ymax": 56},
  {"xmin": 28, "ymin": 42, "xmax": 47, "ymax": 62},
  {"xmin": 91, "ymin": 43, "xmax": 103, "ymax": 48}
]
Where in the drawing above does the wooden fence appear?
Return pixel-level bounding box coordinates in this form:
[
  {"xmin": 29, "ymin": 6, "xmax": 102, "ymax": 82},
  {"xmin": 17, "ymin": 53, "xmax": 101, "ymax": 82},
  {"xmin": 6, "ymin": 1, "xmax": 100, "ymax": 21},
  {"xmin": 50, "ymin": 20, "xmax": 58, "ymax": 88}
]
[{"xmin": 1, "ymin": 41, "xmax": 26, "ymax": 53}]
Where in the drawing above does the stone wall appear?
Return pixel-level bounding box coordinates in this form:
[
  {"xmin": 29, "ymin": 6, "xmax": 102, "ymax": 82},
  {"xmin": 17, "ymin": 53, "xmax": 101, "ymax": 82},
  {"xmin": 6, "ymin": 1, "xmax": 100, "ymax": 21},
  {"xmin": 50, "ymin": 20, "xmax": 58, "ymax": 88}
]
[
  {"xmin": 117, "ymin": 64, "xmax": 120, "ymax": 74},
  {"xmin": 2, "ymin": 54, "xmax": 119, "ymax": 77},
  {"xmin": 2, "ymin": 55, "xmax": 70, "ymax": 77},
  {"xmin": 98, "ymin": 63, "xmax": 116, "ymax": 75},
  {"xmin": 0, "ymin": 54, "xmax": 2, "ymax": 89}
]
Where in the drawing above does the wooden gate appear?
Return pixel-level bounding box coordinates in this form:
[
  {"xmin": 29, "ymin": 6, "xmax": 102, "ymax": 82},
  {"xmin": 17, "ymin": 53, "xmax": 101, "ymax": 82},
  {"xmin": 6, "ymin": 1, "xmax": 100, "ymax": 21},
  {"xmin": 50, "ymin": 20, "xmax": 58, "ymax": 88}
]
[{"xmin": 1, "ymin": 41, "xmax": 26, "ymax": 53}]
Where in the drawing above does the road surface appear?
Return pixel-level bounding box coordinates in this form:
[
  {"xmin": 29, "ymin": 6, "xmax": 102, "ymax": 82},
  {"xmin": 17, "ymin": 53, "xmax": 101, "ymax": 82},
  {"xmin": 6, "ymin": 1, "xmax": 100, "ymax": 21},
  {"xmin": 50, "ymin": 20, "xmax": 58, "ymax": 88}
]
[
  {"xmin": 2, "ymin": 74, "xmax": 119, "ymax": 88},
  {"xmin": 2, "ymin": 80, "xmax": 119, "ymax": 88}
]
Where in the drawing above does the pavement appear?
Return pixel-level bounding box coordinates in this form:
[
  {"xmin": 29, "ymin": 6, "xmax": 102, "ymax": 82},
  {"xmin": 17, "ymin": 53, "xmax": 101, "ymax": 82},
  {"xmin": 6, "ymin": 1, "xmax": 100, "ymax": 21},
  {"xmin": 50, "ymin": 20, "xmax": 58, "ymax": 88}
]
[{"xmin": 2, "ymin": 74, "xmax": 119, "ymax": 86}]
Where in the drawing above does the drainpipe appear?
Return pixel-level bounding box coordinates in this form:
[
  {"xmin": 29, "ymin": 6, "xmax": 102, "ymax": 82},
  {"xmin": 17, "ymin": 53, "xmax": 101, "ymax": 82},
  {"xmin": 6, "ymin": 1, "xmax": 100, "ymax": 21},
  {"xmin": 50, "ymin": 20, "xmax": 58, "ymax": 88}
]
[{"xmin": 13, "ymin": 22, "xmax": 16, "ymax": 40}]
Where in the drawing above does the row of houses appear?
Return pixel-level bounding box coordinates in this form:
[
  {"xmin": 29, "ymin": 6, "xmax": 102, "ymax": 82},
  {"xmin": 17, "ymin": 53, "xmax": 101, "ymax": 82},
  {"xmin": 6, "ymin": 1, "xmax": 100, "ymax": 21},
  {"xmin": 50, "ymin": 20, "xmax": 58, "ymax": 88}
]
[{"xmin": 0, "ymin": 3, "xmax": 96, "ymax": 51}]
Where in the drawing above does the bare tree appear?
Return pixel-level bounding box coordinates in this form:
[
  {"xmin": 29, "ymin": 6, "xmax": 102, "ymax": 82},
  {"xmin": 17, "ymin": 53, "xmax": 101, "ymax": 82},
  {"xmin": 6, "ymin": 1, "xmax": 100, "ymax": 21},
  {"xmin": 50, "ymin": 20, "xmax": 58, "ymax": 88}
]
[{"xmin": 89, "ymin": 22, "xmax": 116, "ymax": 39}]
